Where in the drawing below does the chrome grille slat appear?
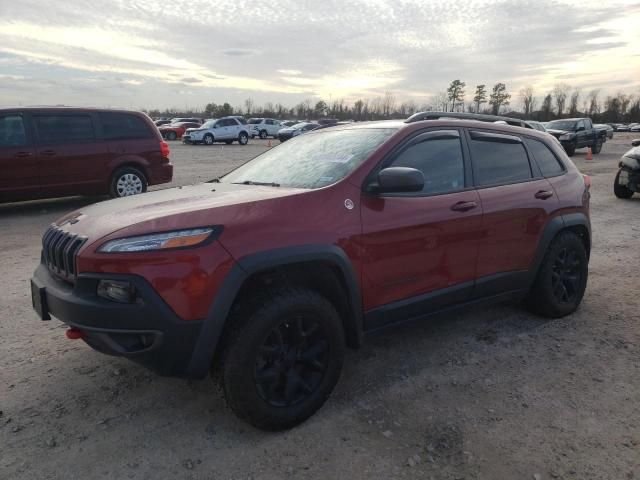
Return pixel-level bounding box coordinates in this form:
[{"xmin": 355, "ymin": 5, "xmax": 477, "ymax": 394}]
[{"xmin": 41, "ymin": 225, "xmax": 87, "ymax": 281}]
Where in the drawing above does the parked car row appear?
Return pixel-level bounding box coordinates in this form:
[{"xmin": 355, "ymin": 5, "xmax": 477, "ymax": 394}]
[{"xmin": 609, "ymin": 123, "xmax": 640, "ymax": 132}]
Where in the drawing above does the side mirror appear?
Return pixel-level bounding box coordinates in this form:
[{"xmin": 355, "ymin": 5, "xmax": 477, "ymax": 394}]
[
  {"xmin": 577, "ymin": 126, "xmax": 585, "ymax": 132},
  {"xmin": 632, "ymin": 139, "xmax": 640, "ymax": 147},
  {"xmin": 370, "ymin": 167, "xmax": 424, "ymax": 194}
]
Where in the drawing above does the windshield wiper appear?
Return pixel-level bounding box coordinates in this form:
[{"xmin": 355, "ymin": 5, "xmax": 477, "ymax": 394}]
[{"xmin": 232, "ymin": 180, "xmax": 280, "ymax": 187}]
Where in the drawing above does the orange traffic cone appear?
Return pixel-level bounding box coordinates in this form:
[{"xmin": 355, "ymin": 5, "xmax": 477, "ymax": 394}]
[
  {"xmin": 267, "ymin": 139, "xmax": 272, "ymax": 147},
  {"xmin": 585, "ymin": 147, "xmax": 593, "ymax": 160}
]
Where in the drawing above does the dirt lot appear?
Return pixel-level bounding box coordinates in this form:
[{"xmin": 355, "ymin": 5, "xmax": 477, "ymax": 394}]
[{"xmin": 1, "ymin": 135, "xmax": 639, "ymax": 480}]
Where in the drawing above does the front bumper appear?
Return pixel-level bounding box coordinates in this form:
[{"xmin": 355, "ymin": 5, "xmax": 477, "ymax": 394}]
[{"xmin": 31, "ymin": 264, "xmax": 203, "ymax": 377}]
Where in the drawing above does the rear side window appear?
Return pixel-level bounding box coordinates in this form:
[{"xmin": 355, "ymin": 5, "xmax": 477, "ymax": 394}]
[
  {"xmin": 470, "ymin": 133, "xmax": 532, "ymax": 186},
  {"xmin": 99, "ymin": 112, "xmax": 153, "ymax": 140},
  {"xmin": 0, "ymin": 115, "xmax": 27, "ymax": 146},
  {"xmin": 524, "ymin": 138, "xmax": 564, "ymax": 176},
  {"xmin": 35, "ymin": 115, "xmax": 95, "ymax": 144},
  {"xmin": 389, "ymin": 132, "xmax": 465, "ymax": 194}
]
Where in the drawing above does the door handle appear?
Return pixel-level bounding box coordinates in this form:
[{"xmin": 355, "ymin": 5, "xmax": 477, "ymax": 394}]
[
  {"xmin": 40, "ymin": 150, "xmax": 56, "ymax": 156},
  {"xmin": 534, "ymin": 190, "xmax": 554, "ymax": 200},
  {"xmin": 450, "ymin": 200, "xmax": 478, "ymax": 212},
  {"xmin": 16, "ymin": 151, "xmax": 33, "ymax": 158}
]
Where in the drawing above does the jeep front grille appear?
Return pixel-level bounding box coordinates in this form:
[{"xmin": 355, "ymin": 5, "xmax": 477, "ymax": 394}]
[{"xmin": 41, "ymin": 225, "xmax": 87, "ymax": 281}]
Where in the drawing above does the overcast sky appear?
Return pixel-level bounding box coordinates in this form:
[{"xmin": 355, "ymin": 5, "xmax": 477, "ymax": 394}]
[{"xmin": 0, "ymin": 0, "xmax": 638, "ymax": 111}]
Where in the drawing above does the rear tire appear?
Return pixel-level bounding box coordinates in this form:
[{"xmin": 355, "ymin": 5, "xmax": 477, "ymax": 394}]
[
  {"xmin": 238, "ymin": 132, "xmax": 249, "ymax": 145},
  {"xmin": 109, "ymin": 167, "xmax": 147, "ymax": 198},
  {"xmin": 259, "ymin": 130, "xmax": 267, "ymax": 139},
  {"xmin": 166, "ymin": 131, "xmax": 177, "ymax": 141},
  {"xmin": 220, "ymin": 288, "xmax": 345, "ymax": 431},
  {"xmin": 614, "ymin": 170, "xmax": 634, "ymax": 199},
  {"xmin": 525, "ymin": 231, "xmax": 588, "ymax": 318},
  {"xmin": 592, "ymin": 139, "xmax": 602, "ymax": 154}
]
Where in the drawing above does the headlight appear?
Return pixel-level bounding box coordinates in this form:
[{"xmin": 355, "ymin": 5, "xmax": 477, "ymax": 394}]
[
  {"xmin": 559, "ymin": 134, "xmax": 572, "ymax": 140},
  {"xmin": 98, "ymin": 227, "xmax": 219, "ymax": 253}
]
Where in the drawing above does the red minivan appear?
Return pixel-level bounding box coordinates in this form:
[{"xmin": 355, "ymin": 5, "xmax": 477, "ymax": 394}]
[{"xmin": 0, "ymin": 107, "xmax": 173, "ymax": 202}]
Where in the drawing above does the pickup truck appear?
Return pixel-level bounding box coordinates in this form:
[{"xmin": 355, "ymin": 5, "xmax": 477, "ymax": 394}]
[{"xmin": 546, "ymin": 117, "xmax": 606, "ymax": 156}]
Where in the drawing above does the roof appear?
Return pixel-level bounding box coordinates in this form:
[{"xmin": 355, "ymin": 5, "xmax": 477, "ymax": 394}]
[{"xmin": 406, "ymin": 111, "xmax": 533, "ymax": 128}]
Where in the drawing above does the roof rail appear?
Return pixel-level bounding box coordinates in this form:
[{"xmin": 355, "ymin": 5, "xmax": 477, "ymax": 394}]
[{"xmin": 406, "ymin": 111, "xmax": 532, "ymax": 129}]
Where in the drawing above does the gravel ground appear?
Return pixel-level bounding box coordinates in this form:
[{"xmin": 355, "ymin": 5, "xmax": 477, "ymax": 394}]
[{"xmin": 1, "ymin": 135, "xmax": 639, "ymax": 480}]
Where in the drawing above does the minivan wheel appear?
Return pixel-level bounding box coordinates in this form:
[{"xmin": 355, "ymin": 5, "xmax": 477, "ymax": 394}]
[
  {"xmin": 525, "ymin": 231, "xmax": 588, "ymax": 318},
  {"xmin": 166, "ymin": 131, "xmax": 177, "ymax": 141},
  {"xmin": 614, "ymin": 170, "xmax": 634, "ymax": 199},
  {"xmin": 220, "ymin": 288, "xmax": 345, "ymax": 431},
  {"xmin": 110, "ymin": 167, "xmax": 147, "ymax": 198},
  {"xmin": 203, "ymin": 133, "xmax": 214, "ymax": 145},
  {"xmin": 259, "ymin": 129, "xmax": 267, "ymax": 139},
  {"xmin": 238, "ymin": 132, "xmax": 249, "ymax": 145}
]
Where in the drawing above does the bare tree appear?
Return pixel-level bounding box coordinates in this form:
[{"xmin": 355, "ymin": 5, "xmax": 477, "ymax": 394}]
[
  {"xmin": 519, "ymin": 86, "xmax": 535, "ymax": 117},
  {"xmin": 552, "ymin": 83, "xmax": 571, "ymax": 117},
  {"xmin": 382, "ymin": 91, "xmax": 396, "ymax": 118},
  {"xmin": 244, "ymin": 98, "xmax": 254, "ymax": 115},
  {"xmin": 568, "ymin": 89, "xmax": 580, "ymax": 116},
  {"xmin": 432, "ymin": 91, "xmax": 448, "ymax": 112},
  {"xmin": 541, "ymin": 93, "xmax": 554, "ymax": 121},
  {"xmin": 588, "ymin": 89, "xmax": 600, "ymax": 116}
]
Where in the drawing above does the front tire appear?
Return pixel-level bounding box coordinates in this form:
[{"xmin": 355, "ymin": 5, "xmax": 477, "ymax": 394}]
[
  {"xmin": 614, "ymin": 170, "xmax": 634, "ymax": 199},
  {"xmin": 220, "ymin": 288, "xmax": 345, "ymax": 431},
  {"xmin": 564, "ymin": 142, "xmax": 576, "ymax": 157},
  {"xmin": 166, "ymin": 131, "xmax": 177, "ymax": 141},
  {"xmin": 109, "ymin": 167, "xmax": 147, "ymax": 198},
  {"xmin": 525, "ymin": 231, "xmax": 588, "ymax": 318},
  {"xmin": 203, "ymin": 133, "xmax": 214, "ymax": 145},
  {"xmin": 238, "ymin": 132, "xmax": 249, "ymax": 145}
]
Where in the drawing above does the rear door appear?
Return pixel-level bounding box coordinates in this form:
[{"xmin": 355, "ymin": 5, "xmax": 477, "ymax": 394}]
[
  {"xmin": 227, "ymin": 118, "xmax": 241, "ymax": 138},
  {"xmin": 360, "ymin": 129, "xmax": 483, "ymax": 328},
  {"xmin": 0, "ymin": 112, "xmax": 39, "ymax": 201},
  {"xmin": 466, "ymin": 129, "xmax": 559, "ymax": 296},
  {"xmin": 33, "ymin": 112, "xmax": 110, "ymax": 196}
]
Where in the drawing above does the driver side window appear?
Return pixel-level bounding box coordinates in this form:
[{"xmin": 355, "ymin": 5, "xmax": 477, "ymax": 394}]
[{"xmin": 388, "ymin": 132, "xmax": 465, "ymax": 195}]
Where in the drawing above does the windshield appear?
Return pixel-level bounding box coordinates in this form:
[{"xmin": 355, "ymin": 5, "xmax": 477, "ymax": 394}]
[
  {"xmin": 547, "ymin": 120, "xmax": 577, "ymax": 131},
  {"xmin": 248, "ymin": 118, "xmax": 262, "ymax": 124},
  {"xmin": 202, "ymin": 120, "xmax": 217, "ymax": 128},
  {"xmin": 222, "ymin": 128, "xmax": 396, "ymax": 189},
  {"xmin": 291, "ymin": 122, "xmax": 311, "ymax": 129}
]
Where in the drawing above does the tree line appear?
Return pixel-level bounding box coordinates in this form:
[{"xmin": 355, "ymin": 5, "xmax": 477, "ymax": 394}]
[{"xmin": 146, "ymin": 80, "xmax": 640, "ymax": 124}]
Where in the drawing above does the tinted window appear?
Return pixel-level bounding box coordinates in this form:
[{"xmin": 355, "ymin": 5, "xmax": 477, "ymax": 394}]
[
  {"xmin": 470, "ymin": 135, "xmax": 532, "ymax": 186},
  {"xmin": 0, "ymin": 115, "xmax": 27, "ymax": 146},
  {"xmin": 524, "ymin": 138, "xmax": 564, "ymax": 176},
  {"xmin": 389, "ymin": 134, "xmax": 465, "ymax": 194},
  {"xmin": 99, "ymin": 112, "xmax": 153, "ymax": 140},
  {"xmin": 35, "ymin": 115, "xmax": 95, "ymax": 144},
  {"xmin": 222, "ymin": 119, "xmax": 235, "ymax": 127}
]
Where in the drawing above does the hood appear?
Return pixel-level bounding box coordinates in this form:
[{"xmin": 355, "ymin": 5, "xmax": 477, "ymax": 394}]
[
  {"xmin": 546, "ymin": 128, "xmax": 573, "ymax": 137},
  {"xmin": 54, "ymin": 182, "xmax": 305, "ymax": 248},
  {"xmin": 185, "ymin": 128, "xmax": 202, "ymax": 133}
]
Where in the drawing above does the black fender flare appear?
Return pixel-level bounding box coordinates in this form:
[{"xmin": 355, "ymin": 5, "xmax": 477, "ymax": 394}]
[
  {"xmin": 526, "ymin": 212, "xmax": 591, "ymax": 288},
  {"xmin": 185, "ymin": 244, "xmax": 362, "ymax": 378}
]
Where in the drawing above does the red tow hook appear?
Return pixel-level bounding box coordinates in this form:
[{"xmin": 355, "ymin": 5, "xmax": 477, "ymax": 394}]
[{"xmin": 66, "ymin": 328, "xmax": 85, "ymax": 340}]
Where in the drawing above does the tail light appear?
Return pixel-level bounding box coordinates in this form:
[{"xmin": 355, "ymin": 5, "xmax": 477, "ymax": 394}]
[
  {"xmin": 160, "ymin": 141, "xmax": 170, "ymax": 158},
  {"xmin": 582, "ymin": 174, "xmax": 591, "ymax": 190}
]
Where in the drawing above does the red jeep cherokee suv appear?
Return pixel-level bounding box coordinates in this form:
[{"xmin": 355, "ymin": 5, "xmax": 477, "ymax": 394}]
[
  {"xmin": 31, "ymin": 114, "xmax": 591, "ymax": 430},
  {"xmin": 0, "ymin": 107, "xmax": 172, "ymax": 202}
]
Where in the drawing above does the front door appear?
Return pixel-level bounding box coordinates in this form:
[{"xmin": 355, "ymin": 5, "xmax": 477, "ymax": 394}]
[
  {"xmin": 466, "ymin": 129, "xmax": 559, "ymax": 296},
  {"xmin": 0, "ymin": 113, "xmax": 39, "ymax": 201},
  {"xmin": 360, "ymin": 129, "xmax": 483, "ymax": 329}
]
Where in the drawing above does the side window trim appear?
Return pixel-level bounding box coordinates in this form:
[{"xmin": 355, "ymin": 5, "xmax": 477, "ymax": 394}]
[
  {"xmin": 33, "ymin": 114, "xmax": 96, "ymax": 145},
  {"xmin": 464, "ymin": 128, "xmax": 536, "ymax": 188},
  {"xmin": 523, "ymin": 136, "xmax": 566, "ymax": 178}
]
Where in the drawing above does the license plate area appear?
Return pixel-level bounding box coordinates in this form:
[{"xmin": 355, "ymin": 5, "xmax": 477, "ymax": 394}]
[{"xmin": 31, "ymin": 279, "xmax": 51, "ymax": 320}]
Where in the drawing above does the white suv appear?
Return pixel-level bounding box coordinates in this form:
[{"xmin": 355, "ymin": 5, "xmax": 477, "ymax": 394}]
[
  {"xmin": 183, "ymin": 117, "xmax": 250, "ymax": 145},
  {"xmin": 248, "ymin": 118, "xmax": 282, "ymax": 139}
]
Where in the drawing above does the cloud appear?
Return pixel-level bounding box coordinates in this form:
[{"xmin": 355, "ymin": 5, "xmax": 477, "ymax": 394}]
[{"xmin": 0, "ymin": 0, "xmax": 638, "ymax": 110}]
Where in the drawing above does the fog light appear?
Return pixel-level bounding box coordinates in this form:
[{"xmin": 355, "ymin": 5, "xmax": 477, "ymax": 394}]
[{"xmin": 97, "ymin": 280, "xmax": 137, "ymax": 303}]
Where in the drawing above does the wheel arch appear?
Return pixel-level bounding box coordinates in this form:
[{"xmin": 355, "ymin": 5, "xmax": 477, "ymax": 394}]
[
  {"xmin": 186, "ymin": 245, "xmax": 363, "ymax": 378},
  {"xmin": 527, "ymin": 212, "xmax": 591, "ymax": 288}
]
